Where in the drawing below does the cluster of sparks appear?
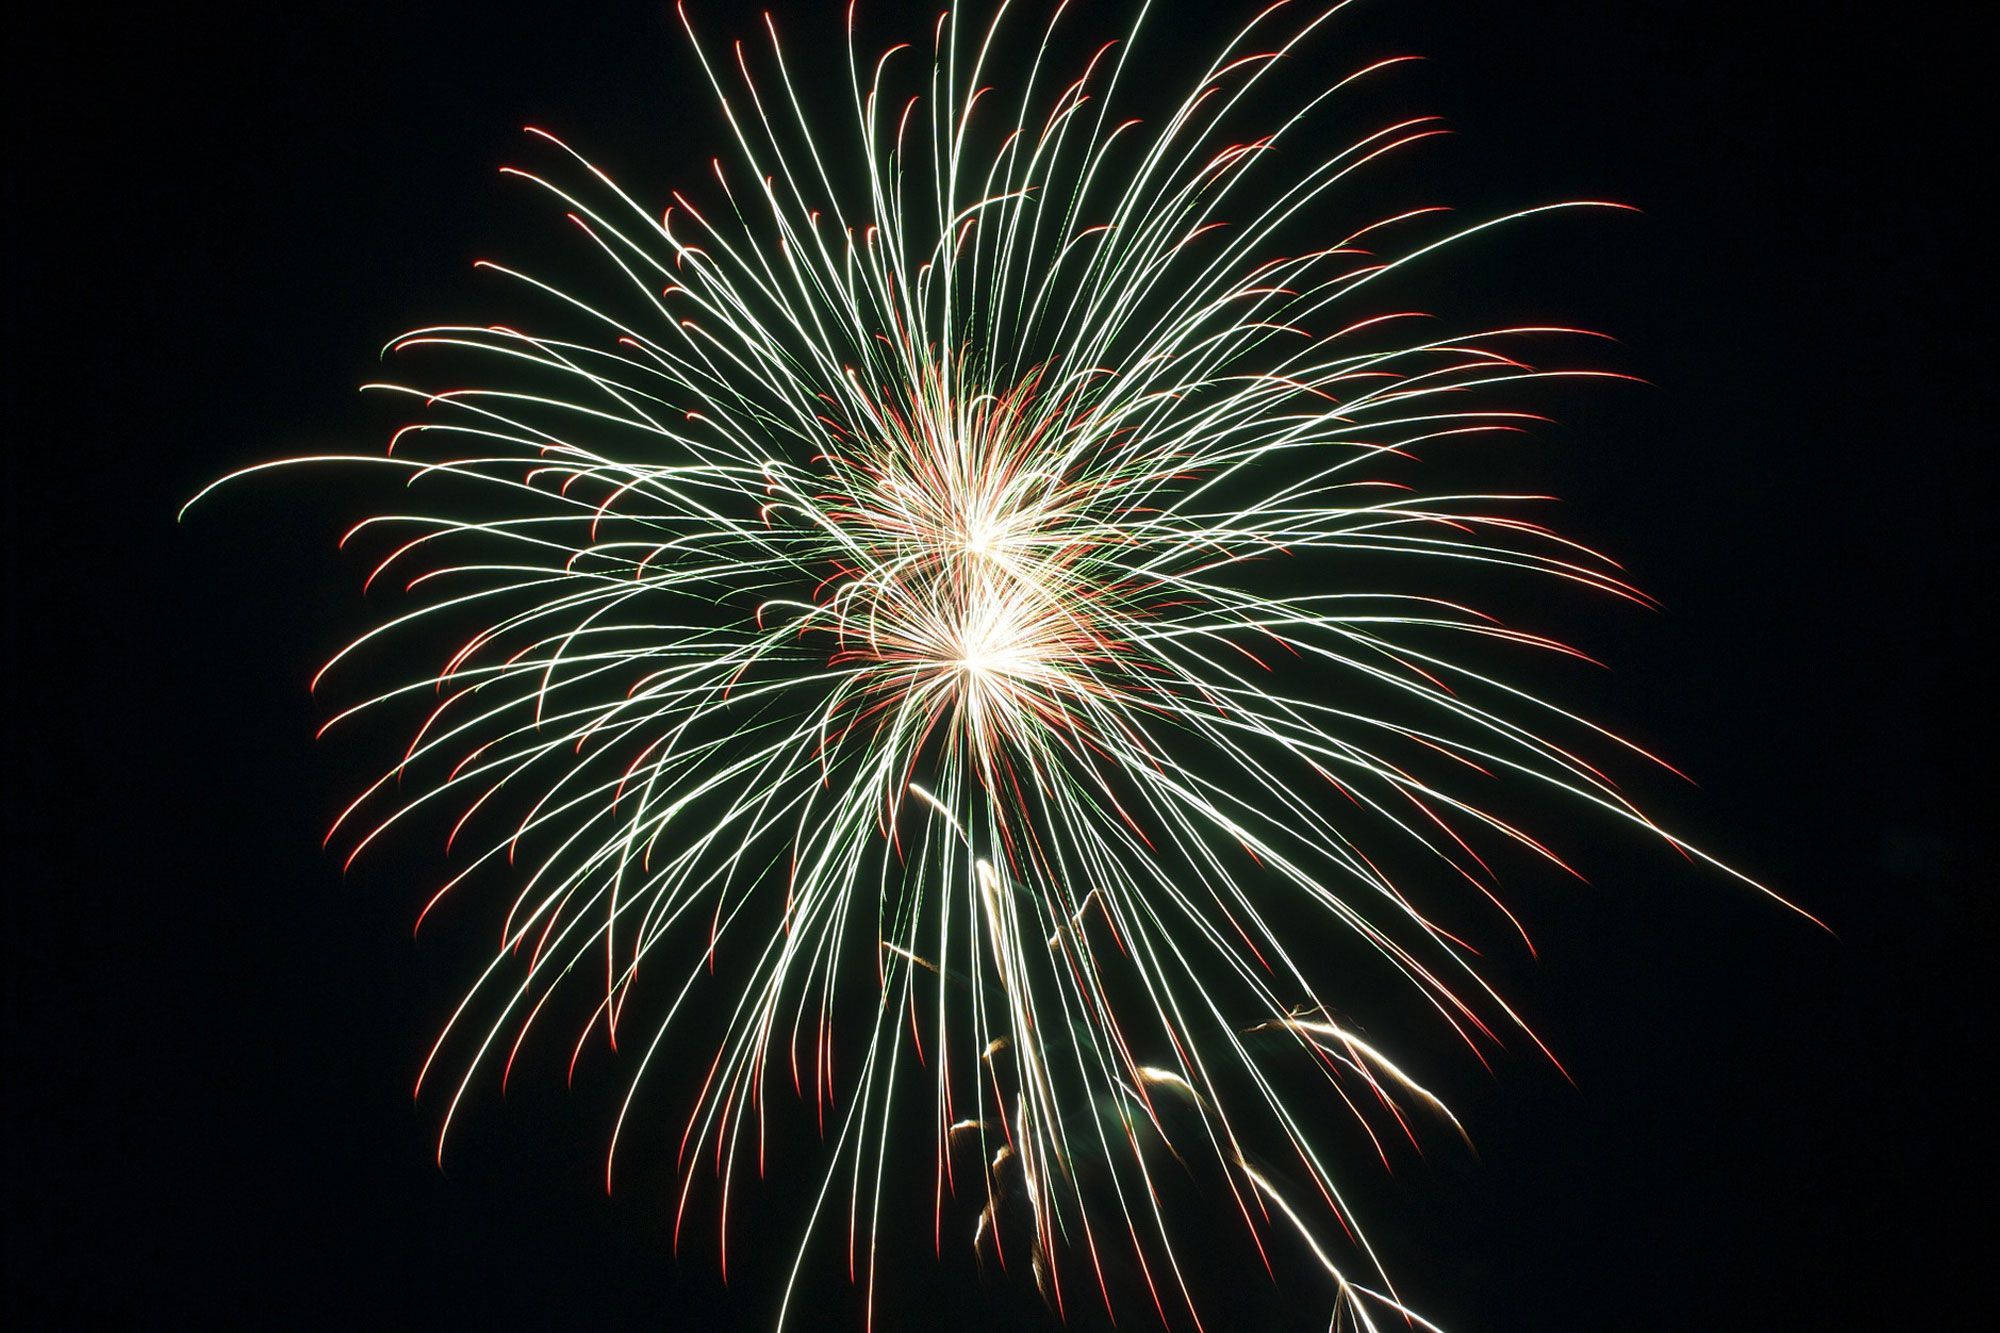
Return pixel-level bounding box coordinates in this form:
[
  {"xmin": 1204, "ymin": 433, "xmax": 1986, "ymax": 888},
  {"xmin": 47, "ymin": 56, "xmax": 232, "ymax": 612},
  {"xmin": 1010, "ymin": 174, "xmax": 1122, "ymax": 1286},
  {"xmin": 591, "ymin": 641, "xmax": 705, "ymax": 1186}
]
[{"xmin": 191, "ymin": 2, "xmax": 1803, "ymax": 1329}]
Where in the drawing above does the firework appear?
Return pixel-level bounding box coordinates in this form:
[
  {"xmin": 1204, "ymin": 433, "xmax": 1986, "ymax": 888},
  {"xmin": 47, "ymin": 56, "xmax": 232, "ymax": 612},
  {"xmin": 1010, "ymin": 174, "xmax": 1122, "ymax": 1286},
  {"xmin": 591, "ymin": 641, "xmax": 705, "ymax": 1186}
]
[{"xmin": 188, "ymin": 2, "xmax": 1803, "ymax": 1327}]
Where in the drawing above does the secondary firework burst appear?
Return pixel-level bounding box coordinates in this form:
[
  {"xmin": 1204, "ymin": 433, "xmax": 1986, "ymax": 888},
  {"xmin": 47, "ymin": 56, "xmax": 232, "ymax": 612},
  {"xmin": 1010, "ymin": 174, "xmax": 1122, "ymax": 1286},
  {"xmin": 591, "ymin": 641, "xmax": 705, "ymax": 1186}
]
[{"xmin": 189, "ymin": 2, "xmax": 1806, "ymax": 1328}]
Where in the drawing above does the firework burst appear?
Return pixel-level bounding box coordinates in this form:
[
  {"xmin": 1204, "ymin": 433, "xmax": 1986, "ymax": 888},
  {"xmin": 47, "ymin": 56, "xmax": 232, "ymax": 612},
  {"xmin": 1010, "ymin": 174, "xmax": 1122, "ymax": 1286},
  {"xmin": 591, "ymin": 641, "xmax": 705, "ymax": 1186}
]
[{"xmin": 189, "ymin": 2, "xmax": 1804, "ymax": 1327}]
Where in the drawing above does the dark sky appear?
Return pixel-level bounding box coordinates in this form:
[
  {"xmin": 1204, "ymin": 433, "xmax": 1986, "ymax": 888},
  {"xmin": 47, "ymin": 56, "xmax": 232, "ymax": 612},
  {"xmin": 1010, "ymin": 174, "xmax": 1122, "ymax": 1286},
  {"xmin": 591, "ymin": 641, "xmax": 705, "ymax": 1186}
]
[{"xmin": 6, "ymin": 1, "xmax": 1984, "ymax": 1329}]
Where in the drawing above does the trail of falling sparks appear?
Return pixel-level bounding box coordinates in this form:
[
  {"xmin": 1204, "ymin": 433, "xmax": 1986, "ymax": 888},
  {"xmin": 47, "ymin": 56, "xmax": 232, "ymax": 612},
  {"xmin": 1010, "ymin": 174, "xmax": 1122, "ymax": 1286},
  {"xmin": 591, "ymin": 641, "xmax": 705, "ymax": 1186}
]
[{"xmin": 188, "ymin": 3, "xmax": 1812, "ymax": 1328}]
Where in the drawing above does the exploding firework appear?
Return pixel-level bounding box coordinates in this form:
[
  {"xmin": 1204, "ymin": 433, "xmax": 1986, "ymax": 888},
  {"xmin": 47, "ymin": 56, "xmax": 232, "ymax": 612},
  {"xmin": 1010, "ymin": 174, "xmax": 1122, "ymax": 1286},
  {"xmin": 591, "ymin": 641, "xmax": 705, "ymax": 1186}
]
[{"xmin": 189, "ymin": 2, "xmax": 1804, "ymax": 1328}]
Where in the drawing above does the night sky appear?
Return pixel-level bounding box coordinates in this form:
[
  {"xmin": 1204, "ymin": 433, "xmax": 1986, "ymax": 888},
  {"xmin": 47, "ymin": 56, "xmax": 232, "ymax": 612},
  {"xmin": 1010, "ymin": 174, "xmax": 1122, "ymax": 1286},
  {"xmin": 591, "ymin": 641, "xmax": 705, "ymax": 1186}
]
[{"xmin": 6, "ymin": 1, "xmax": 1984, "ymax": 1329}]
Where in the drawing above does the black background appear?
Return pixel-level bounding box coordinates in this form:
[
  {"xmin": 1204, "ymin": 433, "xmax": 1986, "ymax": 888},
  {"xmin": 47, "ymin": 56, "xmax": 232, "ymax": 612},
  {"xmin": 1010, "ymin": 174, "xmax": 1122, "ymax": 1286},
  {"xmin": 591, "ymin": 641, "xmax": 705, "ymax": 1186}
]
[{"xmin": 5, "ymin": 1, "xmax": 1985, "ymax": 1329}]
